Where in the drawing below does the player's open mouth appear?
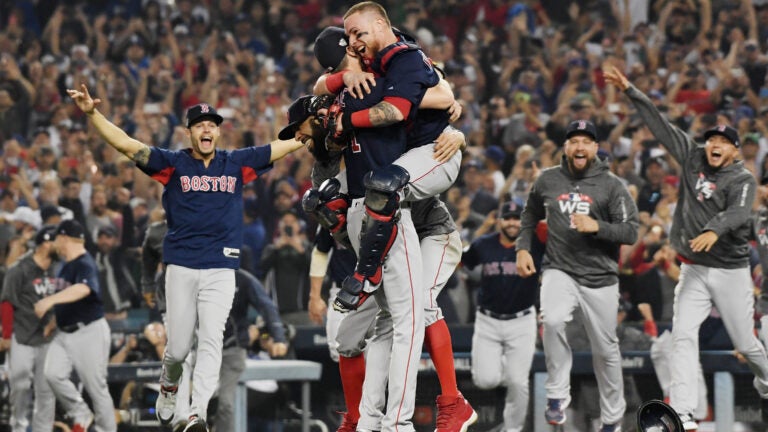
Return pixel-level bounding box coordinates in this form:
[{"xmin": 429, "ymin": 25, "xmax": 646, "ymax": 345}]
[
  {"xmin": 573, "ymin": 154, "xmax": 587, "ymax": 166},
  {"xmin": 710, "ymin": 149, "xmax": 722, "ymax": 163},
  {"xmin": 201, "ymin": 136, "xmax": 213, "ymax": 144}
]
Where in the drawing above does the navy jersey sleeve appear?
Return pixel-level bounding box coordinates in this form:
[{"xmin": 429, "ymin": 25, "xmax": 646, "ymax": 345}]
[
  {"xmin": 382, "ymin": 50, "xmax": 438, "ymax": 118},
  {"xmin": 461, "ymin": 242, "xmax": 480, "ymax": 270},
  {"xmin": 243, "ymin": 270, "xmax": 286, "ymax": 343},
  {"xmin": 315, "ymin": 228, "xmax": 334, "ymax": 254},
  {"xmin": 73, "ymin": 259, "xmax": 101, "ymax": 295},
  {"xmin": 138, "ymin": 147, "xmax": 180, "ymax": 186},
  {"xmin": 230, "ymin": 145, "xmax": 273, "ymax": 184}
]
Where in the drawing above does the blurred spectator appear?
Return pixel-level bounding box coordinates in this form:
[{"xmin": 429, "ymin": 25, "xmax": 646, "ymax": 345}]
[
  {"xmin": 95, "ymin": 225, "xmax": 137, "ymax": 320},
  {"xmin": 460, "ymin": 160, "xmax": 498, "ymax": 216},
  {"xmin": 261, "ymin": 210, "xmax": 310, "ymax": 326}
]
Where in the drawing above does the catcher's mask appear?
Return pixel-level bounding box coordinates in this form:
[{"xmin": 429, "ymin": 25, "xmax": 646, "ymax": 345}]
[{"xmin": 636, "ymin": 400, "xmax": 684, "ymax": 432}]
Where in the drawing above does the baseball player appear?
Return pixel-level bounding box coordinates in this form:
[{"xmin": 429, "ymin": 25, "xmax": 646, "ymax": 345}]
[
  {"xmin": 297, "ymin": 23, "xmax": 472, "ymax": 431},
  {"xmin": 66, "ymin": 84, "xmax": 304, "ymax": 432},
  {"xmin": 517, "ymin": 119, "xmax": 639, "ymax": 432},
  {"xmin": 754, "ymin": 184, "xmax": 768, "ymax": 358},
  {"xmin": 0, "ymin": 225, "xmax": 58, "ymax": 432},
  {"xmin": 605, "ymin": 66, "xmax": 768, "ymax": 430},
  {"xmin": 314, "ymin": 7, "xmax": 463, "ymax": 312},
  {"xmin": 461, "ymin": 199, "xmax": 544, "ymax": 432},
  {"xmin": 33, "ymin": 219, "xmax": 115, "ymax": 432}
]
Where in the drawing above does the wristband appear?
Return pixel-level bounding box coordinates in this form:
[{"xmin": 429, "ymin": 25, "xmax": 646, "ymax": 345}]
[
  {"xmin": 351, "ymin": 110, "xmax": 372, "ymax": 128},
  {"xmin": 325, "ymin": 71, "xmax": 348, "ymax": 94}
]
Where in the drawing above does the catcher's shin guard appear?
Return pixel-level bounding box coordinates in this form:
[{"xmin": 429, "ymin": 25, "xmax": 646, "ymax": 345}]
[{"xmin": 333, "ymin": 165, "xmax": 409, "ymax": 312}]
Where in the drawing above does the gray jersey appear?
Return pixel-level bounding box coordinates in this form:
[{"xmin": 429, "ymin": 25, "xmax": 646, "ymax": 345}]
[
  {"xmin": 410, "ymin": 196, "xmax": 455, "ymax": 240},
  {"xmin": 517, "ymin": 157, "xmax": 639, "ymax": 288},
  {"xmin": 626, "ymin": 86, "xmax": 755, "ymax": 268},
  {"xmin": 1, "ymin": 252, "xmax": 56, "ymax": 346}
]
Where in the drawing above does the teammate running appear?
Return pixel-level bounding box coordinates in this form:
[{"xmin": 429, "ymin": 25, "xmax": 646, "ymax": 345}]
[
  {"xmin": 516, "ymin": 119, "xmax": 638, "ymax": 432},
  {"xmin": 605, "ymin": 66, "xmax": 768, "ymax": 429},
  {"xmin": 462, "ymin": 199, "xmax": 544, "ymax": 432},
  {"xmin": 66, "ymin": 85, "xmax": 304, "ymax": 432},
  {"xmin": 1, "ymin": 225, "xmax": 58, "ymax": 432}
]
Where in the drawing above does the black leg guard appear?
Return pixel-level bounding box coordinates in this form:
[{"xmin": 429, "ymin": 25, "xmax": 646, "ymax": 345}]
[{"xmin": 333, "ymin": 165, "xmax": 409, "ymax": 312}]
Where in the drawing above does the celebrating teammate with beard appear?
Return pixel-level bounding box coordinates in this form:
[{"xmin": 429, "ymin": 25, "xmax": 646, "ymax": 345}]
[
  {"xmin": 1, "ymin": 225, "xmax": 58, "ymax": 432},
  {"xmin": 516, "ymin": 120, "xmax": 638, "ymax": 431},
  {"xmin": 461, "ymin": 199, "xmax": 544, "ymax": 432}
]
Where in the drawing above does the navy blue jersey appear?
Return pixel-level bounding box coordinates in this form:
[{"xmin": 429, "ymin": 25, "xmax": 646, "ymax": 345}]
[
  {"xmin": 462, "ymin": 233, "xmax": 544, "ymax": 315},
  {"xmin": 370, "ymin": 43, "xmax": 439, "ymax": 123},
  {"xmin": 138, "ymin": 146, "xmax": 273, "ymax": 269},
  {"xmin": 54, "ymin": 253, "xmax": 104, "ymax": 327},
  {"xmin": 407, "ymin": 108, "xmax": 450, "ymax": 151},
  {"xmin": 316, "ymin": 228, "xmax": 356, "ymax": 285},
  {"xmin": 340, "ymin": 82, "xmax": 406, "ymax": 198}
]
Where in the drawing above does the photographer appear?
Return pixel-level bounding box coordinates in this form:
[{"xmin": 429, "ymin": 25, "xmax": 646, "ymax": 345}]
[{"xmin": 261, "ymin": 210, "xmax": 311, "ymax": 326}]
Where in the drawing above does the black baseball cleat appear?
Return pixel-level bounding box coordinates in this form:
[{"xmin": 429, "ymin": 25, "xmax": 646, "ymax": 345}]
[{"xmin": 182, "ymin": 415, "xmax": 208, "ymax": 432}]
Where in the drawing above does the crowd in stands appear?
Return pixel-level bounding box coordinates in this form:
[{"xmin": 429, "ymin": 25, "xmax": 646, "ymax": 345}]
[{"xmin": 1, "ymin": 0, "xmax": 768, "ymax": 428}]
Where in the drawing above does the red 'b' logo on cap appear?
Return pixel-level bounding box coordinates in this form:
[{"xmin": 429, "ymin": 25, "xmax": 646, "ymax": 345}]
[
  {"xmin": 200, "ymin": 104, "xmax": 209, "ymax": 113},
  {"xmin": 578, "ymin": 120, "xmax": 586, "ymax": 129}
]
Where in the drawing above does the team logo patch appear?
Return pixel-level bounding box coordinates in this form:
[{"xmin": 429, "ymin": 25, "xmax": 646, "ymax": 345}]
[
  {"xmin": 223, "ymin": 247, "xmax": 240, "ymax": 258},
  {"xmin": 695, "ymin": 173, "xmax": 716, "ymax": 201},
  {"xmin": 557, "ymin": 192, "xmax": 593, "ymax": 228},
  {"xmin": 200, "ymin": 103, "xmax": 210, "ymax": 113},
  {"xmin": 759, "ymin": 228, "xmax": 768, "ymax": 246}
]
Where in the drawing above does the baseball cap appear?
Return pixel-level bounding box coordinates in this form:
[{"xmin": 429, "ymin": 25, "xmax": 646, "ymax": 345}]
[
  {"xmin": 703, "ymin": 124, "xmax": 740, "ymax": 147},
  {"xmin": 484, "ymin": 145, "xmax": 505, "ymax": 162},
  {"xmin": 186, "ymin": 103, "xmax": 223, "ymax": 128},
  {"xmin": 97, "ymin": 225, "xmax": 118, "ymax": 238},
  {"xmin": 40, "ymin": 205, "xmax": 62, "ymax": 222},
  {"xmin": 35, "ymin": 224, "xmax": 58, "ymax": 246},
  {"xmin": 314, "ymin": 26, "xmax": 349, "ymax": 70},
  {"xmin": 56, "ymin": 219, "xmax": 85, "ymax": 240},
  {"xmin": 278, "ymin": 95, "xmax": 314, "ymax": 140},
  {"xmin": 565, "ymin": 120, "xmax": 598, "ymax": 142},
  {"xmin": 663, "ymin": 175, "xmax": 679, "ymax": 187},
  {"xmin": 499, "ymin": 199, "xmax": 524, "ymax": 219}
]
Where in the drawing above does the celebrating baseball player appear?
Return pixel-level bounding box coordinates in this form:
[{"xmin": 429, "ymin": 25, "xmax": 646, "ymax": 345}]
[
  {"xmin": 295, "ymin": 20, "xmax": 473, "ymax": 431},
  {"xmin": 461, "ymin": 199, "xmax": 544, "ymax": 432},
  {"xmin": 66, "ymin": 84, "xmax": 304, "ymax": 432},
  {"xmin": 33, "ymin": 220, "xmax": 115, "ymax": 432},
  {"xmin": 315, "ymin": 3, "xmax": 463, "ymax": 314},
  {"xmin": 0, "ymin": 225, "xmax": 58, "ymax": 432},
  {"xmin": 605, "ymin": 66, "xmax": 768, "ymax": 430},
  {"xmin": 517, "ymin": 119, "xmax": 639, "ymax": 432}
]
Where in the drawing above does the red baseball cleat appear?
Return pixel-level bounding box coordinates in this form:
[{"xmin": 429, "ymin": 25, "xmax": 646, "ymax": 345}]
[
  {"xmin": 336, "ymin": 412, "xmax": 358, "ymax": 432},
  {"xmin": 435, "ymin": 393, "xmax": 477, "ymax": 432}
]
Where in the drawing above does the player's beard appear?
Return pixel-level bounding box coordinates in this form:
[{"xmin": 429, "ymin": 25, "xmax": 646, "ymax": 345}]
[
  {"xmin": 567, "ymin": 155, "xmax": 594, "ymax": 178},
  {"xmin": 500, "ymin": 227, "xmax": 518, "ymax": 243}
]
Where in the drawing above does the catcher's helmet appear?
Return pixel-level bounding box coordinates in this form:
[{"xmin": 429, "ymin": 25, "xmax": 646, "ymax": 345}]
[{"xmin": 636, "ymin": 400, "xmax": 684, "ymax": 432}]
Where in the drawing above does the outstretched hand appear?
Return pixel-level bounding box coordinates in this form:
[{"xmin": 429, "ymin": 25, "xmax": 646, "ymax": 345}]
[
  {"xmin": 603, "ymin": 66, "xmax": 630, "ymax": 91},
  {"xmin": 66, "ymin": 84, "xmax": 101, "ymax": 114}
]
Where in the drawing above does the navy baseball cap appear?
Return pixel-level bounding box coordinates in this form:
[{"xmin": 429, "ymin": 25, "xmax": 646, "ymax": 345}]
[
  {"xmin": 278, "ymin": 95, "xmax": 314, "ymax": 140},
  {"xmin": 703, "ymin": 124, "xmax": 740, "ymax": 147},
  {"xmin": 565, "ymin": 119, "xmax": 598, "ymax": 142},
  {"xmin": 499, "ymin": 199, "xmax": 524, "ymax": 219},
  {"xmin": 185, "ymin": 103, "xmax": 223, "ymax": 128},
  {"xmin": 56, "ymin": 219, "xmax": 85, "ymax": 240},
  {"xmin": 314, "ymin": 26, "xmax": 348, "ymax": 70},
  {"xmin": 35, "ymin": 224, "xmax": 58, "ymax": 246}
]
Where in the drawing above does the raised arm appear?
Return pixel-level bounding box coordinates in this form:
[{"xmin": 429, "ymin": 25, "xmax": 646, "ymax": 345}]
[{"xmin": 67, "ymin": 84, "xmax": 151, "ymax": 167}]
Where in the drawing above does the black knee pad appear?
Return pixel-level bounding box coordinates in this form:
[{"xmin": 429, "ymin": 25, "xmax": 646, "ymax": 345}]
[{"xmin": 363, "ymin": 165, "xmax": 410, "ymax": 217}]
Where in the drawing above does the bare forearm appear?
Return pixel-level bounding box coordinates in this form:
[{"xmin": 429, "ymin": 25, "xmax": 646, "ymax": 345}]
[
  {"xmin": 369, "ymin": 101, "xmax": 404, "ymax": 126},
  {"xmin": 49, "ymin": 284, "xmax": 91, "ymax": 306},
  {"xmin": 268, "ymin": 139, "xmax": 303, "ymax": 162},
  {"xmin": 86, "ymin": 109, "xmax": 151, "ymax": 166}
]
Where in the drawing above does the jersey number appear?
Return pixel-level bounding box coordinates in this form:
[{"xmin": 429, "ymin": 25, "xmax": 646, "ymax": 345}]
[{"xmin": 350, "ymin": 134, "xmax": 361, "ymax": 153}]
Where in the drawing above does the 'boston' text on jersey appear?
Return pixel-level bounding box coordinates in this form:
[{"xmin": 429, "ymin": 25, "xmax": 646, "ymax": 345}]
[{"xmin": 180, "ymin": 175, "xmax": 237, "ymax": 193}]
